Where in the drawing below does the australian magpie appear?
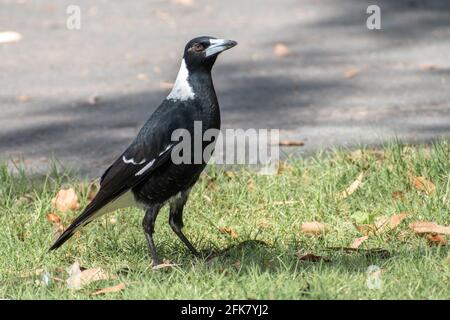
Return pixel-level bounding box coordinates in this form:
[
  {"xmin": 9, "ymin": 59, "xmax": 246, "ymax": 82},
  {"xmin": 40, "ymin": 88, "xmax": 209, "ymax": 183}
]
[{"xmin": 49, "ymin": 36, "xmax": 237, "ymax": 265}]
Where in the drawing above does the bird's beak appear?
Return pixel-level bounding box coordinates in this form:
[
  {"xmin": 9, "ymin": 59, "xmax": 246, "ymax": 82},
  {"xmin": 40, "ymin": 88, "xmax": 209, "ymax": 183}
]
[{"xmin": 205, "ymin": 39, "xmax": 237, "ymax": 57}]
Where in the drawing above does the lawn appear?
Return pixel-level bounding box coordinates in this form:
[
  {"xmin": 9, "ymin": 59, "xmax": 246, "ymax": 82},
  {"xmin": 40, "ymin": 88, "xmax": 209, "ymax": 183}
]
[{"xmin": 0, "ymin": 141, "xmax": 449, "ymax": 299}]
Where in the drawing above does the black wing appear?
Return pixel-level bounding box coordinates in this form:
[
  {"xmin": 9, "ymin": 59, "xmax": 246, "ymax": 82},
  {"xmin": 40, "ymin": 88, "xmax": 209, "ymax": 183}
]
[{"xmin": 49, "ymin": 99, "xmax": 201, "ymax": 250}]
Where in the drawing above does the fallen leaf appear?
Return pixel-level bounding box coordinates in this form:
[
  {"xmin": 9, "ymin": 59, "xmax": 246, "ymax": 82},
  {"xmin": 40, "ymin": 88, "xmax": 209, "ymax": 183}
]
[
  {"xmin": 51, "ymin": 188, "xmax": 79, "ymax": 213},
  {"xmin": 18, "ymin": 269, "xmax": 44, "ymax": 278},
  {"xmin": 409, "ymin": 221, "xmax": 450, "ymax": 235},
  {"xmin": 92, "ymin": 283, "xmax": 125, "ymax": 295},
  {"xmin": 419, "ymin": 63, "xmax": 438, "ymax": 71},
  {"xmin": 224, "ymin": 171, "xmax": 236, "ymax": 179},
  {"xmin": 152, "ymin": 263, "xmax": 178, "ymax": 270},
  {"xmin": 392, "ymin": 190, "xmax": 405, "ymax": 201},
  {"xmin": 258, "ymin": 219, "xmax": 270, "ymax": 229},
  {"xmin": 350, "ymin": 235, "xmax": 368, "ymax": 249},
  {"xmin": 46, "ymin": 213, "xmax": 61, "ymax": 224},
  {"xmin": 412, "ymin": 176, "xmax": 436, "ymax": 195},
  {"xmin": 301, "ymin": 222, "xmax": 327, "ymax": 235},
  {"xmin": 341, "ymin": 172, "xmax": 364, "ymax": 199},
  {"xmin": 298, "ymin": 253, "xmax": 330, "ymax": 262},
  {"xmin": 427, "ymin": 234, "xmax": 447, "ymax": 246},
  {"xmin": 278, "ymin": 140, "xmax": 305, "ymax": 147},
  {"xmin": 173, "ymin": 0, "xmax": 194, "ymax": 6},
  {"xmin": 137, "ymin": 73, "xmax": 149, "ymax": 81},
  {"xmin": 375, "ymin": 213, "xmax": 408, "ymax": 233},
  {"xmin": 159, "ymin": 81, "xmax": 174, "ymax": 89},
  {"xmin": 219, "ymin": 227, "xmax": 238, "ymax": 239},
  {"xmin": 273, "ymin": 43, "xmax": 291, "ymax": 57},
  {"xmin": 0, "ymin": 31, "xmax": 22, "ymax": 44},
  {"xmin": 354, "ymin": 224, "xmax": 378, "ymax": 236},
  {"xmin": 18, "ymin": 95, "xmax": 29, "ymax": 102},
  {"xmin": 344, "ymin": 68, "xmax": 360, "ymax": 79},
  {"xmin": 66, "ymin": 261, "xmax": 112, "ymax": 290},
  {"xmin": 232, "ymin": 260, "xmax": 241, "ymax": 268}
]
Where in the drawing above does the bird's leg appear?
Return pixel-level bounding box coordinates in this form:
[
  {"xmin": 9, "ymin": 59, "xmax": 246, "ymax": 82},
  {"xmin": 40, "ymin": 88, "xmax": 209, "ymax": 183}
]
[
  {"xmin": 142, "ymin": 204, "xmax": 162, "ymax": 266},
  {"xmin": 169, "ymin": 190, "xmax": 199, "ymax": 256}
]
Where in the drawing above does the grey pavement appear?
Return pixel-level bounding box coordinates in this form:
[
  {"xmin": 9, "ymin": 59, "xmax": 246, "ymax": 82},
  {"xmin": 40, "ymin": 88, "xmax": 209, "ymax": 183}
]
[{"xmin": 1, "ymin": 0, "xmax": 450, "ymax": 177}]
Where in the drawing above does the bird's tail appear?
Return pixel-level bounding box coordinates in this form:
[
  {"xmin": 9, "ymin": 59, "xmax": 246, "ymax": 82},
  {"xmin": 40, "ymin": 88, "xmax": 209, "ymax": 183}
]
[
  {"xmin": 49, "ymin": 190, "xmax": 133, "ymax": 251},
  {"xmin": 49, "ymin": 200, "xmax": 100, "ymax": 251}
]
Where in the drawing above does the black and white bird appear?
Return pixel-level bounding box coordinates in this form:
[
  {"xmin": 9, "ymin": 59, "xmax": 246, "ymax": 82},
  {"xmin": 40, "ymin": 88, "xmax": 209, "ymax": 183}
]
[{"xmin": 50, "ymin": 36, "xmax": 237, "ymax": 265}]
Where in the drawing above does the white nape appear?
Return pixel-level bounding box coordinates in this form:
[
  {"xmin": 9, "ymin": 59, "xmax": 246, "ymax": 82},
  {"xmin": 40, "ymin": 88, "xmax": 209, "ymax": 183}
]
[{"xmin": 166, "ymin": 59, "xmax": 195, "ymax": 101}]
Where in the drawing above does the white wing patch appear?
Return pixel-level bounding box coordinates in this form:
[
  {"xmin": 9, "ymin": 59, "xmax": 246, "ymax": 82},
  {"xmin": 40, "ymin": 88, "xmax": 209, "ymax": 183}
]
[
  {"xmin": 122, "ymin": 156, "xmax": 146, "ymax": 165},
  {"xmin": 135, "ymin": 159, "xmax": 155, "ymax": 176},
  {"xmin": 134, "ymin": 144, "xmax": 173, "ymax": 176},
  {"xmin": 166, "ymin": 59, "xmax": 195, "ymax": 101},
  {"xmin": 159, "ymin": 144, "xmax": 172, "ymax": 156}
]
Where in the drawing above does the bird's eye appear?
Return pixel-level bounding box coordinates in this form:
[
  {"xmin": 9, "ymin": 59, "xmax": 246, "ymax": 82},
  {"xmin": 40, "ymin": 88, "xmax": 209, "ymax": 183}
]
[{"xmin": 193, "ymin": 43, "xmax": 205, "ymax": 52}]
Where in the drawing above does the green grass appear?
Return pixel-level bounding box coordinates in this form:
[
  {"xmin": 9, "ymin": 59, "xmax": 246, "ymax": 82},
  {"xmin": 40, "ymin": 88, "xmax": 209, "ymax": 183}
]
[{"xmin": 0, "ymin": 141, "xmax": 449, "ymax": 299}]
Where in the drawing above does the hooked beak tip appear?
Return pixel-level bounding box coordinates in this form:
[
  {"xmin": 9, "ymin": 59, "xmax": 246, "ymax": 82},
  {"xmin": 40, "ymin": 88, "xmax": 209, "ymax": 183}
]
[{"xmin": 205, "ymin": 39, "xmax": 238, "ymax": 57}]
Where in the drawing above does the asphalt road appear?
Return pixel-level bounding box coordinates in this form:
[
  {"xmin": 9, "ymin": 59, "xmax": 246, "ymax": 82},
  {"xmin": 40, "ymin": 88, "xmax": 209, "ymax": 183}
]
[{"xmin": 1, "ymin": 0, "xmax": 450, "ymax": 176}]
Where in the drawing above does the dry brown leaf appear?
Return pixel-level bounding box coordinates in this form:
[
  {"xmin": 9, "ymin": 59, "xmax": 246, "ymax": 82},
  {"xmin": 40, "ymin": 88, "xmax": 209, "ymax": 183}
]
[
  {"xmin": 46, "ymin": 213, "xmax": 61, "ymax": 224},
  {"xmin": 427, "ymin": 234, "xmax": 447, "ymax": 246},
  {"xmin": 412, "ymin": 176, "xmax": 436, "ymax": 195},
  {"xmin": 51, "ymin": 188, "xmax": 79, "ymax": 213},
  {"xmin": 350, "ymin": 236, "xmax": 368, "ymax": 249},
  {"xmin": 344, "ymin": 68, "xmax": 360, "ymax": 79},
  {"xmin": 354, "ymin": 224, "xmax": 378, "ymax": 236},
  {"xmin": 298, "ymin": 253, "xmax": 330, "ymax": 262},
  {"xmin": 159, "ymin": 81, "xmax": 174, "ymax": 89},
  {"xmin": 224, "ymin": 171, "xmax": 236, "ymax": 179},
  {"xmin": 301, "ymin": 222, "xmax": 326, "ymax": 235},
  {"xmin": 419, "ymin": 63, "xmax": 438, "ymax": 71},
  {"xmin": 341, "ymin": 172, "xmax": 364, "ymax": 199},
  {"xmin": 258, "ymin": 219, "xmax": 270, "ymax": 229},
  {"xmin": 66, "ymin": 261, "xmax": 112, "ymax": 290},
  {"xmin": 409, "ymin": 221, "xmax": 450, "ymax": 235},
  {"xmin": 0, "ymin": 31, "xmax": 22, "ymax": 44},
  {"xmin": 375, "ymin": 213, "xmax": 408, "ymax": 233},
  {"xmin": 18, "ymin": 95, "xmax": 29, "ymax": 102},
  {"xmin": 92, "ymin": 283, "xmax": 125, "ymax": 296},
  {"xmin": 152, "ymin": 263, "xmax": 178, "ymax": 270},
  {"xmin": 219, "ymin": 227, "xmax": 238, "ymax": 239},
  {"xmin": 273, "ymin": 43, "xmax": 291, "ymax": 57},
  {"xmin": 392, "ymin": 190, "xmax": 405, "ymax": 201},
  {"xmin": 279, "ymin": 140, "xmax": 305, "ymax": 147},
  {"xmin": 137, "ymin": 73, "xmax": 149, "ymax": 81}
]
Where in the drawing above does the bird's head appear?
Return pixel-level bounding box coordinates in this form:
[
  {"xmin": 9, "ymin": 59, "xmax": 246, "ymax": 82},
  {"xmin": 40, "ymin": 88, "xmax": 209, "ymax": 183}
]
[{"xmin": 183, "ymin": 36, "xmax": 237, "ymax": 72}]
